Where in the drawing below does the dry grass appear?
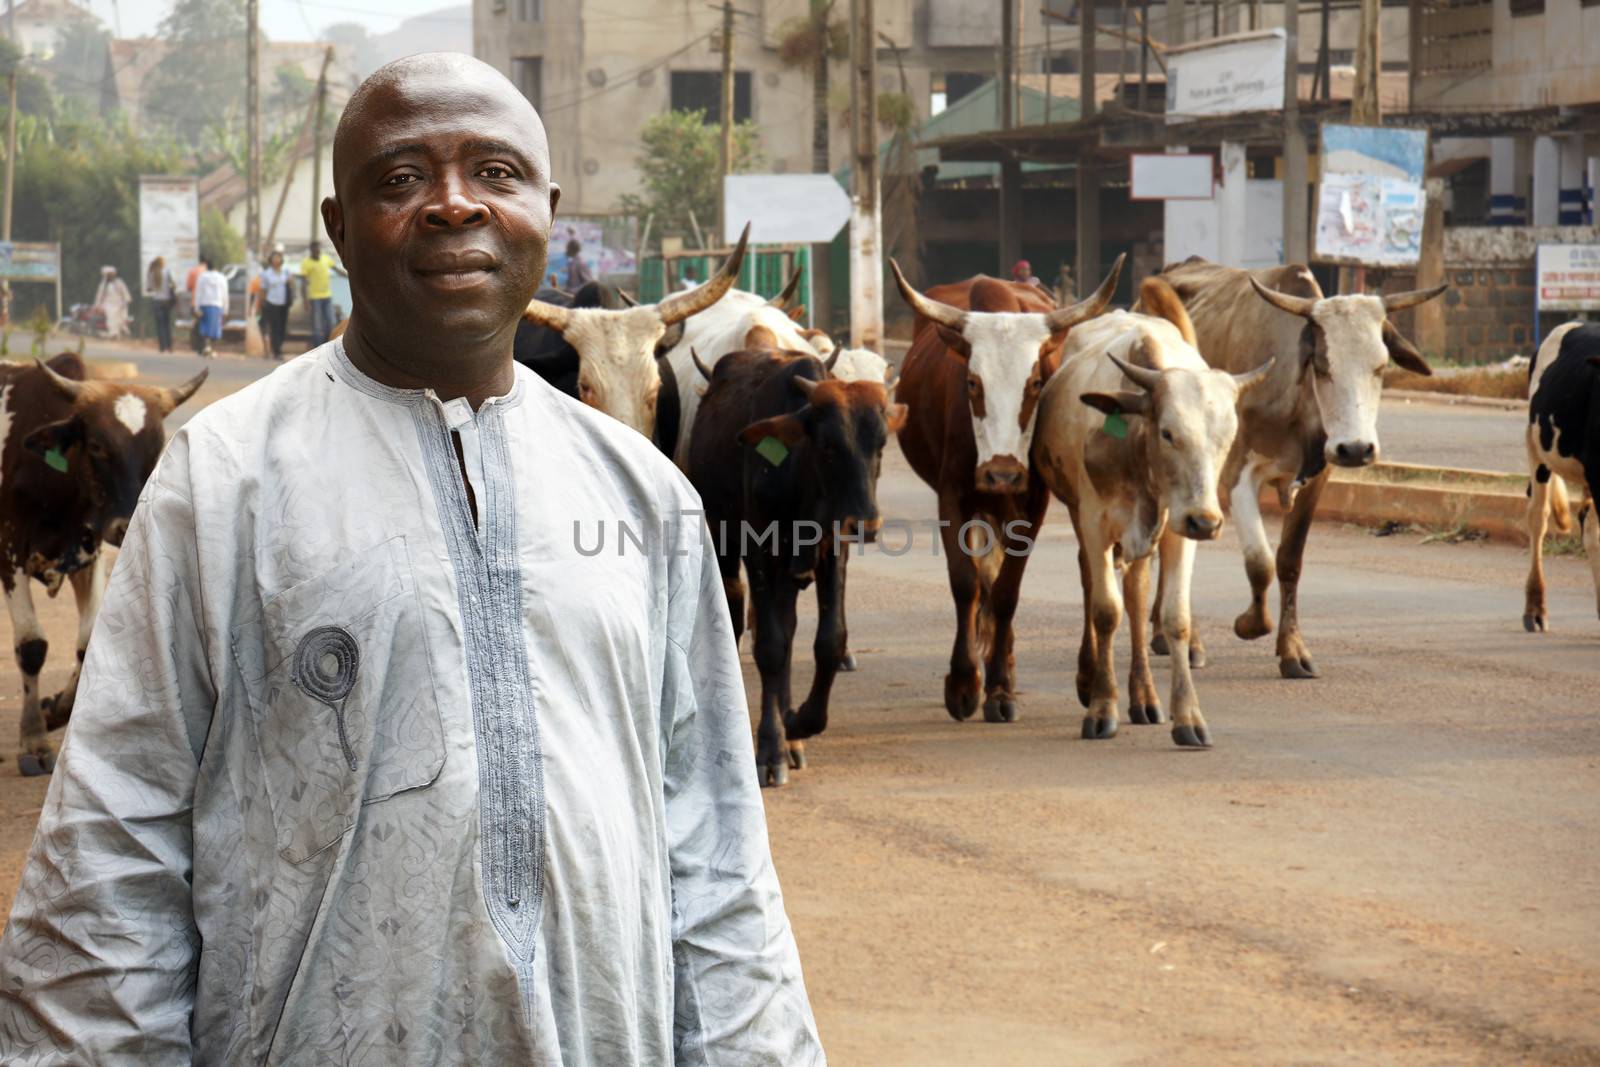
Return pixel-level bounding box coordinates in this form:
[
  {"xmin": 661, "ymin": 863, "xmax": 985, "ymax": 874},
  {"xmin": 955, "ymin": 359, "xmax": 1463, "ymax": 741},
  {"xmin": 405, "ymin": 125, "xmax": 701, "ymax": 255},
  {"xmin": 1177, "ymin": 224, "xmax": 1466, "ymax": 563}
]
[{"xmin": 1383, "ymin": 365, "xmax": 1528, "ymax": 400}]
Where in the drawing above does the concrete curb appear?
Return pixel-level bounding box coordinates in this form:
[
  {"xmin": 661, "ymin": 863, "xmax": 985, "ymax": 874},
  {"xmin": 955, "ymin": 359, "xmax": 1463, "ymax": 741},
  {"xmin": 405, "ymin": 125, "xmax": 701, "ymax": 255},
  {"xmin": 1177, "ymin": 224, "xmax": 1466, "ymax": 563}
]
[
  {"xmin": 1262, "ymin": 463, "xmax": 1533, "ymax": 545},
  {"xmin": 1384, "ymin": 388, "xmax": 1527, "ymax": 412}
]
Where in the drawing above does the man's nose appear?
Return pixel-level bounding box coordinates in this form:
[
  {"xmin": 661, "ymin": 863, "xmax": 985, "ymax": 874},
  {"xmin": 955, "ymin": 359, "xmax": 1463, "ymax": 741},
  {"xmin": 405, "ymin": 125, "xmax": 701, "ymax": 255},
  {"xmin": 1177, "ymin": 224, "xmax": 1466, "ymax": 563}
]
[{"xmin": 425, "ymin": 176, "xmax": 488, "ymax": 228}]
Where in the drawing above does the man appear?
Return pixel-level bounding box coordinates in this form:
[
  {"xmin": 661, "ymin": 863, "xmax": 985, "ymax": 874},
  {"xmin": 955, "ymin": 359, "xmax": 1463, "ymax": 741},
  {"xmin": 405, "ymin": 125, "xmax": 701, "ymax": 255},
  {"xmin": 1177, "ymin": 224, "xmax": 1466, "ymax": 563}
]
[
  {"xmin": 185, "ymin": 258, "xmax": 206, "ymax": 354},
  {"xmin": 1010, "ymin": 258, "xmax": 1042, "ymax": 289},
  {"xmin": 298, "ymin": 239, "xmax": 346, "ymax": 346},
  {"xmin": 0, "ymin": 53, "xmax": 823, "ymax": 1065},
  {"xmin": 93, "ymin": 265, "xmax": 131, "ymax": 339},
  {"xmin": 562, "ymin": 236, "xmax": 595, "ymax": 289},
  {"xmin": 192, "ymin": 257, "xmax": 228, "ymax": 357}
]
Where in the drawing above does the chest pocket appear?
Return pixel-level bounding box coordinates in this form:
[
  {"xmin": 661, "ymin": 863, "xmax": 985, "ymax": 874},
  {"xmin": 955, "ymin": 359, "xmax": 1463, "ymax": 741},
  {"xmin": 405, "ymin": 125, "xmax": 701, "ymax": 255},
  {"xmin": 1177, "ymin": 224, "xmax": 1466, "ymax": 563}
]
[{"xmin": 231, "ymin": 535, "xmax": 446, "ymax": 864}]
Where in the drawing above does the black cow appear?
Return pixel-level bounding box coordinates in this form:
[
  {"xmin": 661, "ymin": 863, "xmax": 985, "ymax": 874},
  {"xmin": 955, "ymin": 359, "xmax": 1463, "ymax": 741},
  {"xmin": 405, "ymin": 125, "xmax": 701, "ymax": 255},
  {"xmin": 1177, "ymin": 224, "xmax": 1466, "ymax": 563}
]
[
  {"xmin": 687, "ymin": 348, "xmax": 905, "ymax": 787},
  {"xmin": 1523, "ymin": 321, "xmax": 1600, "ymax": 632}
]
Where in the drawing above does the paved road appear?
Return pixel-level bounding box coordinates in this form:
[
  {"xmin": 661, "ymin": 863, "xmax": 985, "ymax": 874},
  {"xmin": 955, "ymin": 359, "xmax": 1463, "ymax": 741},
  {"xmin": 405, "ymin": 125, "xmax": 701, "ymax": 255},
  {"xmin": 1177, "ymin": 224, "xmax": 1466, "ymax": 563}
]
[{"xmin": 0, "ymin": 433, "xmax": 1595, "ymax": 1063}]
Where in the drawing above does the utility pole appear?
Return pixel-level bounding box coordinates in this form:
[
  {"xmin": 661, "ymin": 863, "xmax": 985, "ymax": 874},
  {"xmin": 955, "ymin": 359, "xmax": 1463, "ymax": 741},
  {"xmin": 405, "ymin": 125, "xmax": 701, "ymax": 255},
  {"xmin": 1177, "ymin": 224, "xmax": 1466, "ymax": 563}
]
[
  {"xmin": 245, "ymin": 0, "xmax": 261, "ymax": 271},
  {"xmin": 3, "ymin": 0, "xmax": 18, "ymax": 326},
  {"xmin": 718, "ymin": 0, "xmax": 735, "ymax": 249},
  {"xmin": 1282, "ymin": 0, "xmax": 1308, "ymax": 264},
  {"xmin": 309, "ymin": 46, "xmax": 332, "ymax": 247},
  {"xmin": 1351, "ymin": 0, "xmax": 1380, "ymax": 125},
  {"xmin": 848, "ymin": 0, "xmax": 881, "ymax": 349},
  {"xmin": 998, "ymin": 0, "xmax": 1021, "ymax": 273},
  {"xmin": 1000, "ymin": 0, "xmax": 1014, "ymax": 130},
  {"xmin": 1074, "ymin": 0, "xmax": 1099, "ymax": 299},
  {"xmin": 266, "ymin": 46, "xmax": 333, "ymax": 249}
]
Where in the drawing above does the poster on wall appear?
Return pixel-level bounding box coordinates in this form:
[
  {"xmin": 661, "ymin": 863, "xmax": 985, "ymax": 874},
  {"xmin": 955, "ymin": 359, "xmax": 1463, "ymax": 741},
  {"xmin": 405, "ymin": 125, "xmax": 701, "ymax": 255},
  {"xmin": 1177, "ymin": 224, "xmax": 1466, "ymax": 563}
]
[
  {"xmin": 1313, "ymin": 124, "xmax": 1429, "ymax": 268},
  {"xmin": 1165, "ymin": 30, "xmax": 1287, "ymax": 124},
  {"xmin": 1536, "ymin": 244, "xmax": 1600, "ymax": 312},
  {"xmin": 138, "ymin": 176, "xmax": 200, "ymax": 294},
  {"xmin": 545, "ymin": 217, "xmax": 639, "ymax": 288},
  {"xmin": 0, "ymin": 242, "xmax": 60, "ymax": 281}
]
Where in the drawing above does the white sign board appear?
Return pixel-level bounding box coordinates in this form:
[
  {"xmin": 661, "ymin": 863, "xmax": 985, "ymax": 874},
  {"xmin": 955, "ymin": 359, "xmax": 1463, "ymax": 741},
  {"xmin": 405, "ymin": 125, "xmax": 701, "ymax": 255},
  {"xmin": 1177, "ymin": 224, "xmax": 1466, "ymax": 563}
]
[
  {"xmin": 723, "ymin": 174, "xmax": 853, "ymax": 245},
  {"xmin": 1166, "ymin": 180, "xmax": 1284, "ymax": 269},
  {"xmin": 1313, "ymin": 125, "xmax": 1429, "ymax": 267},
  {"xmin": 139, "ymin": 176, "xmax": 200, "ymax": 295},
  {"xmin": 1131, "ymin": 154, "xmax": 1214, "ymax": 200},
  {"xmin": 1165, "ymin": 30, "xmax": 1286, "ymax": 124},
  {"xmin": 1536, "ymin": 244, "xmax": 1600, "ymax": 311}
]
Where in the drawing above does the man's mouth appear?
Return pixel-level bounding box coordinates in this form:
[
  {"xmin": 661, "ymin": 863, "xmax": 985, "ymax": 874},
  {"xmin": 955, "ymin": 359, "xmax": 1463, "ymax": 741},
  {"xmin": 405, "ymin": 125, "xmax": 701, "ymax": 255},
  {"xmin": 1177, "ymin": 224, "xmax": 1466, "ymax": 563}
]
[{"xmin": 413, "ymin": 250, "xmax": 500, "ymax": 289}]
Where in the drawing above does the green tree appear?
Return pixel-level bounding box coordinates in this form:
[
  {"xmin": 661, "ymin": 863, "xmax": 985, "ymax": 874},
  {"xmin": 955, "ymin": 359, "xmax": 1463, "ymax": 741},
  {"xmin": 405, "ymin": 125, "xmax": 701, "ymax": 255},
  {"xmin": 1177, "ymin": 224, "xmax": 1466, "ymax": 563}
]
[
  {"xmin": 144, "ymin": 0, "xmax": 247, "ymax": 148},
  {"xmin": 618, "ymin": 109, "xmax": 763, "ymax": 244},
  {"xmin": 42, "ymin": 20, "xmax": 111, "ymax": 112},
  {"xmin": 200, "ymin": 204, "xmax": 244, "ymax": 266},
  {"xmin": 1, "ymin": 38, "xmax": 57, "ymax": 120}
]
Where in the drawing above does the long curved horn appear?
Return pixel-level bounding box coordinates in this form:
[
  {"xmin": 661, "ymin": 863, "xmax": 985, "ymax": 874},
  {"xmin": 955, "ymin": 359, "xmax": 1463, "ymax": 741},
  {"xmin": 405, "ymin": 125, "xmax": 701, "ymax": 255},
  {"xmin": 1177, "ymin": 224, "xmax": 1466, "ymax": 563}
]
[
  {"xmin": 767, "ymin": 265, "xmax": 804, "ymax": 310},
  {"xmin": 1231, "ymin": 355, "xmax": 1276, "ymax": 395},
  {"xmin": 617, "ymin": 288, "xmax": 639, "ymax": 307},
  {"xmin": 889, "ymin": 259, "xmax": 965, "ymax": 329},
  {"xmin": 822, "ymin": 347, "xmax": 841, "ymax": 374},
  {"xmin": 1248, "ymin": 276, "xmax": 1317, "ymax": 319},
  {"xmin": 791, "ymin": 375, "xmax": 820, "ymax": 398},
  {"xmin": 1107, "ymin": 351, "xmax": 1162, "ymax": 392},
  {"xmin": 1382, "ymin": 283, "xmax": 1448, "ymax": 312},
  {"xmin": 35, "ymin": 359, "xmax": 84, "ymax": 402},
  {"xmin": 161, "ymin": 367, "xmax": 209, "ymax": 412},
  {"xmin": 1045, "ymin": 252, "xmax": 1126, "ymax": 332},
  {"xmin": 690, "ymin": 347, "xmax": 715, "ymax": 381},
  {"xmin": 522, "ymin": 298, "xmax": 573, "ymax": 332},
  {"xmin": 657, "ymin": 222, "xmax": 751, "ymax": 325}
]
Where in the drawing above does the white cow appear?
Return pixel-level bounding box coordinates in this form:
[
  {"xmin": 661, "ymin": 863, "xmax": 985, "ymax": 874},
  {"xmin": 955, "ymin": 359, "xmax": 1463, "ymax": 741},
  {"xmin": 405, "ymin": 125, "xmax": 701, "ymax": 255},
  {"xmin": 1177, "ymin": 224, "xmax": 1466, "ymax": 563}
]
[{"xmin": 1032, "ymin": 277, "xmax": 1273, "ymax": 747}]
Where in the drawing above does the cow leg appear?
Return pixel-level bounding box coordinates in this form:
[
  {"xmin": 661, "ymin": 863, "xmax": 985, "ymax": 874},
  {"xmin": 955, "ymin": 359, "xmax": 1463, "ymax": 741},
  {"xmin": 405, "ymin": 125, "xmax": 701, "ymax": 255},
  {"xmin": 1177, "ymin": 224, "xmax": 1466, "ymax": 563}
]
[
  {"xmin": 1231, "ymin": 461, "xmax": 1277, "ymax": 642},
  {"xmin": 1148, "ymin": 541, "xmax": 1206, "ymax": 667},
  {"xmin": 1080, "ymin": 529, "xmax": 1121, "ymax": 740},
  {"xmin": 1123, "ymin": 553, "xmax": 1164, "ymax": 725},
  {"xmin": 1074, "ymin": 539, "xmax": 1096, "ymax": 709},
  {"xmin": 939, "ymin": 499, "xmax": 982, "ymax": 722},
  {"xmin": 5, "ymin": 572, "xmax": 55, "ymax": 776},
  {"xmin": 836, "ymin": 551, "xmax": 857, "ymax": 672},
  {"xmin": 1584, "ymin": 485, "xmax": 1600, "ymax": 622},
  {"xmin": 789, "ymin": 548, "xmax": 846, "ymax": 769},
  {"xmin": 1159, "ymin": 530, "xmax": 1211, "ymax": 747},
  {"xmin": 1275, "ymin": 466, "xmax": 1329, "ymax": 679},
  {"xmin": 41, "ymin": 552, "xmax": 107, "ymax": 730},
  {"xmin": 1524, "ymin": 473, "xmax": 1552, "ymax": 633},
  {"xmin": 750, "ymin": 562, "xmax": 800, "ymax": 788},
  {"xmin": 980, "ymin": 518, "xmax": 1034, "ymax": 725}
]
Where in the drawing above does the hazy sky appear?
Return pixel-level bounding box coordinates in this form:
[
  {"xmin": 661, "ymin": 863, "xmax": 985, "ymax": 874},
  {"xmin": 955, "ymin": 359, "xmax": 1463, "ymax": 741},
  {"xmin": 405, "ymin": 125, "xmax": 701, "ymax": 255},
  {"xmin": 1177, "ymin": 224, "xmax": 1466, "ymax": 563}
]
[{"xmin": 71, "ymin": 0, "xmax": 465, "ymax": 42}]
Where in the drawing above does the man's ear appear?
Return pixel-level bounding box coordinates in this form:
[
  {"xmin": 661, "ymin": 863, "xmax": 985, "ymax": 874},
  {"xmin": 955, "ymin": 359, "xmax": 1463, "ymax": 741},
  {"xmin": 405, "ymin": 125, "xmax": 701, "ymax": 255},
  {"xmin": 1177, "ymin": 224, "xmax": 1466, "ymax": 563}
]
[
  {"xmin": 1382, "ymin": 320, "xmax": 1432, "ymax": 376},
  {"xmin": 321, "ymin": 196, "xmax": 344, "ymax": 257},
  {"xmin": 886, "ymin": 402, "xmax": 909, "ymax": 434},
  {"xmin": 934, "ymin": 322, "xmax": 971, "ymax": 359},
  {"xmin": 738, "ymin": 413, "xmax": 808, "ymax": 447},
  {"xmin": 549, "ymin": 181, "xmax": 561, "ymax": 217},
  {"xmin": 24, "ymin": 418, "xmax": 83, "ymax": 463},
  {"xmin": 1079, "ymin": 391, "xmax": 1151, "ymax": 417}
]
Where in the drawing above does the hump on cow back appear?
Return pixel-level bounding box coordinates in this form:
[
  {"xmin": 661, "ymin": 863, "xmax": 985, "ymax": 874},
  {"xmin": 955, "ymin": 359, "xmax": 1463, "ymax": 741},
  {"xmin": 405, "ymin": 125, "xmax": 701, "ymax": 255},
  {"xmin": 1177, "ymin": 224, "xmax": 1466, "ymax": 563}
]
[{"xmin": 46, "ymin": 352, "xmax": 89, "ymax": 381}]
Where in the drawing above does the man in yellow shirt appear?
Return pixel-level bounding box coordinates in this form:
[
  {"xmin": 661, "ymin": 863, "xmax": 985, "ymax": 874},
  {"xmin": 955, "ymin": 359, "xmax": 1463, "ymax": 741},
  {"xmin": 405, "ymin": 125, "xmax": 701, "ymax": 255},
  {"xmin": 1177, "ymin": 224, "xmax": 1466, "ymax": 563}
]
[{"xmin": 298, "ymin": 240, "xmax": 347, "ymax": 346}]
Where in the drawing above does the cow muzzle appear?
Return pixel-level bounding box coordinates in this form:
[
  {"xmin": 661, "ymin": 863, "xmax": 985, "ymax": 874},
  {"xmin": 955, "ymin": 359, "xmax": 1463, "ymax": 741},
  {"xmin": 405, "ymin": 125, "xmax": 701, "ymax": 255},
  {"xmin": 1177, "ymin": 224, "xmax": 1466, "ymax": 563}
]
[
  {"xmin": 1178, "ymin": 510, "xmax": 1224, "ymax": 542},
  {"xmin": 975, "ymin": 456, "xmax": 1028, "ymax": 494},
  {"xmin": 838, "ymin": 516, "xmax": 882, "ymax": 544},
  {"xmin": 104, "ymin": 518, "xmax": 131, "ymax": 548},
  {"xmin": 1327, "ymin": 439, "xmax": 1378, "ymax": 468}
]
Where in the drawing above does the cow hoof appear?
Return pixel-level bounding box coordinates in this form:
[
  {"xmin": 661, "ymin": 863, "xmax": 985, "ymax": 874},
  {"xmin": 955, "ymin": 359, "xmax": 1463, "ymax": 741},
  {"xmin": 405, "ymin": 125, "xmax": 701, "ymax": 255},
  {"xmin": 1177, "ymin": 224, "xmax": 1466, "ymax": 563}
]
[
  {"xmin": 787, "ymin": 746, "xmax": 807, "ymax": 770},
  {"xmin": 944, "ymin": 676, "xmax": 980, "ymax": 722},
  {"xmin": 1171, "ymin": 723, "xmax": 1212, "ymax": 748},
  {"xmin": 1128, "ymin": 702, "xmax": 1165, "ymax": 725},
  {"xmin": 1150, "ymin": 633, "xmax": 1171, "ymax": 657},
  {"xmin": 1523, "ymin": 613, "xmax": 1547, "ymax": 633},
  {"xmin": 1234, "ymin": 612, "xmax": 1272, "ymax": 641},
  {"xmin": 1080, "ymin": 715, "xmax": 1118, "ymax": 740},
  {"xmin": 982, "ymin": 695, "xmax": 1017, "ymax": 723},
  {"xmin": 759, "ymin": 761, "xmax": 789, "ymax": 788},
  {"xmin": 1279, "ymin": 656, "xmax": 1319, "ymax": 680},
  {"xmin": 840, "ymin": 650, "xmax": 858, "ymax": 672},
  {"xmin": 18, "ymin": 752, "xmax": 55, "ymax": 777}
]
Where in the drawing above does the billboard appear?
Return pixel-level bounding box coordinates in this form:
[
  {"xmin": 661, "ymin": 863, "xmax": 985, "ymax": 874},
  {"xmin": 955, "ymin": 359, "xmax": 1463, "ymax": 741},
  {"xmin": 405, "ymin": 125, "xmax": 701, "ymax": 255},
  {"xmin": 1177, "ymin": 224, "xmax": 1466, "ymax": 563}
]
[
  {"xmin": 1536, "ymin": 244, "xmax": 1600, "ymax": 312},
  {"xmin": 1165, "ymin": 30, "xmax": 1287, "ymax": 124},
  {"xmin": 0, "ymin": 242, "xmax": 60, "ymax": 281},
  {"xmin": 723, "ymin": 174, "xmax": 853, "ymax": 245},
  {"xmin": 1314, "ymin": 125, "xmax": 1430, "ymax": 268},
  {"xmin": 139, "ymin": 176, "xmax": 200, "ymax": 295},
  {"xmin": 545, "ymin": 217, "xmax": 639, "ymax": 287},
  {"xmin": 1130, "ymin": 154, "xmax": 1215, "ymax": 201}
]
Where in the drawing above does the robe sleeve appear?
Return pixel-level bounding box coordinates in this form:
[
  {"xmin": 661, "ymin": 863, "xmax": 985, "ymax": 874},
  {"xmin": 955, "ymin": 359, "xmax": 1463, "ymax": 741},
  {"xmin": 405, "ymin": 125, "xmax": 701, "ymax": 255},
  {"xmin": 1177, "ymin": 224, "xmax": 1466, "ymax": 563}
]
[
  {"xmin": 0, "ymin": 433, "xmax": 214, "ymax": 1065},
  {"xmin": 661, "ymin": 518, "xmax": 826, "ymax": 1067}
]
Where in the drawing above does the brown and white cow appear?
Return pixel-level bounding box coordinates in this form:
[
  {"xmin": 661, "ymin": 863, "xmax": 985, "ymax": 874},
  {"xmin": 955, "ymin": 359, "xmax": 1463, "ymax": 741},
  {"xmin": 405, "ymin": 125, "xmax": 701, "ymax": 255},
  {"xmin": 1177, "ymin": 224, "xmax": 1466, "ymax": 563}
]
[
  {"xmin": 1033, "ymin": 279, "xmax": 1273, "ymax": 746},
  {"xmin": 889, "ymin": 255, "xmax": 1123, "ymax": 724},
  {"xmin": 1, "ymin": 354, "xmax": 207, "ymax": 774},
  {"xmin": 1148, "ymin": 259, "xmax": 1445, "ymax": 679}
]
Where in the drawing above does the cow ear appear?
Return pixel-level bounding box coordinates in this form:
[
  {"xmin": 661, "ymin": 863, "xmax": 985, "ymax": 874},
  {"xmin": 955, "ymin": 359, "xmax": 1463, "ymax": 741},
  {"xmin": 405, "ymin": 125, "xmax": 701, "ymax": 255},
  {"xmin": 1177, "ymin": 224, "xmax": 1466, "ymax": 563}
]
[
  {"xmin": 738, "ymin": 413, "xmax": 808, "ymax": 447},
  {"xmin": 885, "ymin": 402, "xmax": 909, "ymax": 434},
  {"xmin": 1080, "ymin": 391, "xmax": 1150, "ymax": 417},
  {"xmin": 787, "ymin": 305, "xmax": 807, "ymax": 322},
  {"xmin": 1382, "ymin": 320, "xmax": 1432, "ymax": 376},
  {"xmin": 934, "ymin": 322, "xmax": 971, "ymax": 359},
  {"xmin": 24, "ymin": 417, "xmax": 83, "ymax": 461}
]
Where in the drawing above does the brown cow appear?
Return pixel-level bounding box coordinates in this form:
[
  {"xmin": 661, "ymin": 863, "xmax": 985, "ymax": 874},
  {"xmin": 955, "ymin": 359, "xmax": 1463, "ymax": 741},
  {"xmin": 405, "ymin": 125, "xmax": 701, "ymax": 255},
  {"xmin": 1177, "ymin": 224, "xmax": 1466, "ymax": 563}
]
[
  {"xmin": 889, "ymin": 256, "xmax": 1123, "ymax": 723},
  {"xmin": 0, "ymin": 354, "xmax": 207, "ymax": 774}
]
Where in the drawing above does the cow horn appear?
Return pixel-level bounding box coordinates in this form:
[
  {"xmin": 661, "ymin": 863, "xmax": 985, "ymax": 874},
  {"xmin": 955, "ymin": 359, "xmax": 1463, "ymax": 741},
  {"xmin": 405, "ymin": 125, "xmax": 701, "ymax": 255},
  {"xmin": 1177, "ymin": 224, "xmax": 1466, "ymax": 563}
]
[
  {"xmin": 767, "ymin": 264, "xmax": 804, "ymax": 310},
  {"xmin": 792, "ymin": 375, "xmax": 819, "ymax": 398},
  {"xmin": 658, "ymin": 222, "xmax": 750, "ymax": 326},
  {"xmin": 1381, "ymin": 283, "xmax": 1448, "ymax": 312},
  {"xmin": 618, "ymin": 288, "xmax": 639, "ymax": 307},
  {"xmin": 1231, "ymin": 356, "xmax": 1276, "ymax": 395},
  {"xmin": 35, "ymin": 358, "xmax": 84, "ymax": 401},
  {"xmin": 822, "ymin": 347, "xmax": 840, "ymax": 374},
  {"xmin": 889, "ymin": 259, "xmax": 965, "ymax": 329},
  {"xmin": 690, "ymin": 347, "xmax": 715, "ymax": 382},
  {"xmin": 1045, "ymin": 253, "xmax": 1126, "ymax": 332},
  {"xmin": 159, "ymin": 368, "xmax": 209, "ymax": 413},
  {"xmin": 1107, "ymin": 351, "xmax": 1162, "ymax": 392},
  {"xmin": 1248, "ymin": 276, "xmax": 1317, "ymax": 319},
  {"xmin": 523, "ymin": 298, "xmax": 573, "ymax": 332}
]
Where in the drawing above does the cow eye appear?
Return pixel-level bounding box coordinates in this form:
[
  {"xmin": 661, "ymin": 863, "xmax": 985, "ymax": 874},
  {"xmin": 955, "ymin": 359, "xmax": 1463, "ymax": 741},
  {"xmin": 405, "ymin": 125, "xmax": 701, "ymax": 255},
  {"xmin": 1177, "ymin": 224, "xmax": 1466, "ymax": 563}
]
[
  {"xmin": 966, "ymin": 376, "xmax": 979, "ymax": 395},
  {"xmin": 1160, "ymin": 429, "xmax": 1174, "ymax": 444},
  {"xmin": 88, "ymin": 441, "xmax": 109, "ymax": 460}
]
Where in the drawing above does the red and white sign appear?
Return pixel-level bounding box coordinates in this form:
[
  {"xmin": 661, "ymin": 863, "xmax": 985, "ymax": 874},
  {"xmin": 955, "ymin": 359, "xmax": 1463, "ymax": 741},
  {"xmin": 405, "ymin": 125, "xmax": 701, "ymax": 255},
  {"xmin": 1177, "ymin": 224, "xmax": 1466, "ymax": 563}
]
[{"xmin": 1537, "ymin": 244, "xmax": 1600, "ymax": 312}]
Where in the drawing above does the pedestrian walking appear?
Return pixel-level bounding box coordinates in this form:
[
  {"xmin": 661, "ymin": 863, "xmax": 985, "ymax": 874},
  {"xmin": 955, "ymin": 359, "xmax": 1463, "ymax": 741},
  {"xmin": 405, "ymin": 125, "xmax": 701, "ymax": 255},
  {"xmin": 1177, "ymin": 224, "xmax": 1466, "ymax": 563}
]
[
  {"xmin": 254, "ymin": 249, "xmax": 293, "ymax": 359},
  {"xmin": 145, "ymin": 256, "xmax": 178, "ymax": 353},
  {"xmin": 563, "ymin": 237, "xmax": 595, "ymax": 289},
  {"xmin": 193, "ymin": 258, "xmax": 228, "ymax": 358},
  {"xmin": 93, "ymin": 266, "xmax": 132, "ymax": 340},
  {"xmin": 298, "ymin": 240, "xmax": 345, "ymax": 347},
  {"xmin": 185, "ymin": 259, "xmax": 206, "ymax": 354}
]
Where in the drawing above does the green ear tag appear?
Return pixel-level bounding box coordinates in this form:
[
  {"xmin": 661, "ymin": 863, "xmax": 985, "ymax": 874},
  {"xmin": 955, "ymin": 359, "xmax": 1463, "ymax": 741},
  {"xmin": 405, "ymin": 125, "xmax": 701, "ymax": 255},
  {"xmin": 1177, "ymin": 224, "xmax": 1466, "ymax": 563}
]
[
  {"xmin": 1102, "ymin": 413, "xmax": 1129, "ymax": 440},
  {"xmin": 755, "ymin": 435, "xmax": 789, "ymax": 466},
  {"xmin": 43, "ymin": 447, "xmax": 69, "ymax": 473}
]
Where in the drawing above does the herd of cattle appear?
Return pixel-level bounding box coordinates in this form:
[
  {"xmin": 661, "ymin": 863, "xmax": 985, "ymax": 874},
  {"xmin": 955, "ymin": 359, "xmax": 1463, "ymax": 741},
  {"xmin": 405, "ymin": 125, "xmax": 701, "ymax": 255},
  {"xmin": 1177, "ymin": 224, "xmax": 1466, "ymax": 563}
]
[{"xmin": 1, "ymin": 229, "xmax": 1597, "ymax": 783}]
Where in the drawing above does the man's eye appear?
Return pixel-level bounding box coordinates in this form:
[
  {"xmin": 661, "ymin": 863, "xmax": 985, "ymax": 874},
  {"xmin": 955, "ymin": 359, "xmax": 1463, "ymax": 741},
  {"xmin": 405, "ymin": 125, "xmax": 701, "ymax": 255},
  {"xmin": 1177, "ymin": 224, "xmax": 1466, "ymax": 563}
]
[
  {"xmin": 480, "ymin": 165, "xmax": 514, "ymax": 179},
  {"xmin": 384, "ymin": 174, "xmax": 418, "ymax": 186}
]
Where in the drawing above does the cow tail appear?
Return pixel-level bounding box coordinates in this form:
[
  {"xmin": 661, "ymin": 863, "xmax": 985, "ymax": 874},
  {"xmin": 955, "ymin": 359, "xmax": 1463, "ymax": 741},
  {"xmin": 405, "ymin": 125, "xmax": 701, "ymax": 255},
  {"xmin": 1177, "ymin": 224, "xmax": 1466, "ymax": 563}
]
[
  {"xmin": 1549, "ymin": 474, "xmax": 1574, "ymax": 535},
  {"xmin": 969, "ymin": 516, "xmax": 1004, "ymax": 660}
]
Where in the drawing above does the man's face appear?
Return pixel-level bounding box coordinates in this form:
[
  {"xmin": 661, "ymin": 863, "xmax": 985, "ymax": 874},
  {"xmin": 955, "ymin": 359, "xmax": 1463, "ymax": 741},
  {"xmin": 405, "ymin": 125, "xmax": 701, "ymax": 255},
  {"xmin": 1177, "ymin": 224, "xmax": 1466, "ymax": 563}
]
[
  {"xmin": 309, "ymin": 242, "xmax": 321, "ymax": 258},
  {"xmin": 323, "ymin": 68, "xmax": 559, "ymax": 346}
]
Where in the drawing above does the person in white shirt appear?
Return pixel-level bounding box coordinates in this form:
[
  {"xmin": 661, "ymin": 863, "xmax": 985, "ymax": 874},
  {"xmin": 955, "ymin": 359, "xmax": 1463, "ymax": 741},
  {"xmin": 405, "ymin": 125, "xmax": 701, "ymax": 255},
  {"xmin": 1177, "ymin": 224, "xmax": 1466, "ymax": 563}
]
[
  {"xmin": 254, "ymin": 249, "xmax": 294, "ymax": 359},
  {"xmin": 192, "ymin": 258, "xmax": 229, "ymax": 357}
]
